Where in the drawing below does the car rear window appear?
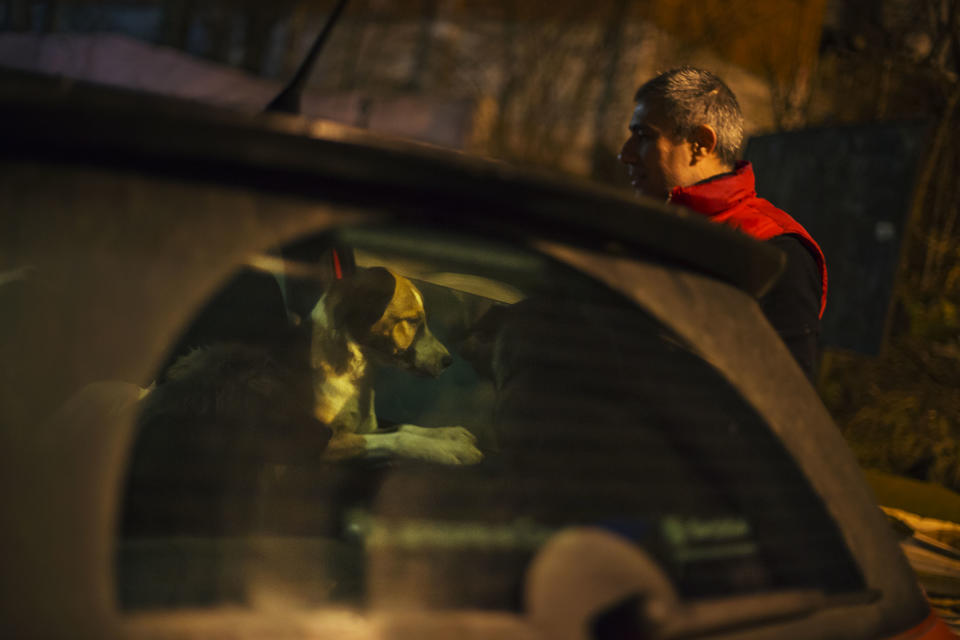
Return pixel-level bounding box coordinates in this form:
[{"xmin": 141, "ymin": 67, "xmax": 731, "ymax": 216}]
[{"xmin": 117, "ymin": 223, "xmax": 864, "ymax": 612}]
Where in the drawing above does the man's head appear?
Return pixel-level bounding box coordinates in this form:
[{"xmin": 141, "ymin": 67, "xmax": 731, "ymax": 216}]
[{"xmin": 619, "ymin": 67, "xmax": 743, "ymax": 200}]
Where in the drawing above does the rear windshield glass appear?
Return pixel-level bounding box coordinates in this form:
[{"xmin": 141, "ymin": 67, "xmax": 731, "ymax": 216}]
[{"xmin": 118, "ymin": 223, "xmax": 864, "ymax": 612}]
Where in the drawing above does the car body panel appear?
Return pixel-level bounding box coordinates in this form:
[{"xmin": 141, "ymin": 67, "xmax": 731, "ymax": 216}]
[
  {"xmin": 0, "ymin": 72, "xmax": 950, "ymax": 639},
  {"xmin": 887, "ymin": 610, "xmax": 957, "ymax": 640},
  {"xmin": 1, "ymin": 68, "xmax": 784, "ymax": 299}
]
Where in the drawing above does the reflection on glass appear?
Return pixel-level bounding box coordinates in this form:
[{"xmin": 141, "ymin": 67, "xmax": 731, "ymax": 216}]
[{"xmin": 118, "ymin": 224, "xmax": 863, "ymax": 615}]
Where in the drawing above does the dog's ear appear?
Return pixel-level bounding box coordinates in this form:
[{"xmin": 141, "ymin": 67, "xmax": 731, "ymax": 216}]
[{"xmin": 328, "ymin": 266, "xmax": 397, "ymax": 339}]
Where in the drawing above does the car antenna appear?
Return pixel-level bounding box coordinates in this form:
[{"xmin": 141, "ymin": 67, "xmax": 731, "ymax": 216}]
[
  {"xmin": 266, "ymin": 0, "xmax": 358, "ymax": 285},
  {"xmin": 265, "ymin": 0, "xmax": 351, "ymax": 115}
]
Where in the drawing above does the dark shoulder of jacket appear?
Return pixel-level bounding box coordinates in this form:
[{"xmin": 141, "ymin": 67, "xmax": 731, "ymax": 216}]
[
  {"xmin": 767, "ymin": 234, "xmax": 822, "ymax": 302},
  {"xmin": 761, "ymin": 234, "xmax": 822, "ymax": 382}
]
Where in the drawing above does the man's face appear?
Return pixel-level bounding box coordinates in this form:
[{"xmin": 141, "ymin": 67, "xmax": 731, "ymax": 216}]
[{"xmin": 618, "ymin": 99, "xmax": 694, "ymax": 201}]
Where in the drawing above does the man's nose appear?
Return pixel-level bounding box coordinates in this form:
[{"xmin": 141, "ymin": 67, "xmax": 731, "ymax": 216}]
[{"xmin": 618, "ymin": 138, "xmax": 636, "ymax": 164}]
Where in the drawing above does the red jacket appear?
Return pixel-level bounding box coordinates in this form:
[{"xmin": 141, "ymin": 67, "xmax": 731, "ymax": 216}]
[{"xmin": 670, "ymin": 161, "xmax": 828, "ymax": 318}]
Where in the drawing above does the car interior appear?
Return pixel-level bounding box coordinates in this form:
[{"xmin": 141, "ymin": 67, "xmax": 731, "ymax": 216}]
[{"xmin": 115, "ymin": 222, "xmax": 869, "ymax": 628}]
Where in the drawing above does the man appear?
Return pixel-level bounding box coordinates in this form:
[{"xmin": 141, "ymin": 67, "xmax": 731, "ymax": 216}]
[{"xmin": 619, "ymin": 66, "xmax": 826, "ymax": 381}]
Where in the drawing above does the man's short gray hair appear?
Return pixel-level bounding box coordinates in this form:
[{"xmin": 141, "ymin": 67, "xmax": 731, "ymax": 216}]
[{"xmin": 634, "ymin": 67, "xmax": 744, "ymax": 167}]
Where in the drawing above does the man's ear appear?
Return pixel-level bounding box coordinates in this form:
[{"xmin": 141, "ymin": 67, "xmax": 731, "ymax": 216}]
[{"xmin": 689, "ymin": 125, "xmax": 718, "ymax": 161}]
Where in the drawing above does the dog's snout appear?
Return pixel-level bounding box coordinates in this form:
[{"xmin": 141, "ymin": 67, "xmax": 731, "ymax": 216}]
[{"xmin": 409, "ymin": 329, "xmax": 453, "ymax": 378}]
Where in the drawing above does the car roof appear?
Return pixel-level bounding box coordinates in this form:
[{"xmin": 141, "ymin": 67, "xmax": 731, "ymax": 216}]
[{"xmin": 0, "ymin": 68, "xmax": 784, "ymax": 298}]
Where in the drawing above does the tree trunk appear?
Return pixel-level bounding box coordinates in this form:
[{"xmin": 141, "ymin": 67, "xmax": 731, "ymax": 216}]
[
  {"xmin": 242, "ymin": 3, "xmax": 285, "ymax": 76},
  {"xmin": 490, "ymin": 3, "xmax": 519, "ymax": 156},
  {"xmin": 591, "ymin": 0, "xmax": 631, "ymax": 179},
  {"xmin": 8, "ymin": 0, "xmax": 32, "ymax": 31},
  {"xmin": 405, "ymin": 0, "xmax": 439, "ymax": 91},
  {"xmin": 208, "ymin": 3, "xmax": 234, "ymax": 65},
  {"xmin": 160, "ymin": 0, "xmax": 194, "ymax": 50}
]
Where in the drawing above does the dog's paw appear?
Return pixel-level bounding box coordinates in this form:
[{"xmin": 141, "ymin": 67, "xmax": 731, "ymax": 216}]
[
  {"xmin": 444, "ymin": 438, "xmax": 483, "ymax": 464},
  {"xmin": 398, "ymin": 423, "xmax": 478, "ymax": 445},
  {"xmin": 393, "ymin": 431, "xmax": 483, "ymax": 465}
]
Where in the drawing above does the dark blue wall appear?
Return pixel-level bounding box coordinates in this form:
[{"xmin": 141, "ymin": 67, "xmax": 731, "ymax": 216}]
[{"xmin": 746, "ymin": 122, "xmax": 930, "ymax": 354}]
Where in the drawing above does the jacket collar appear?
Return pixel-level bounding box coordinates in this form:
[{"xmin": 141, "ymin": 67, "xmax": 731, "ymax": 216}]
[{"xmin": 669, "ymin": 161, "xmax": 756, "ymax": 215}]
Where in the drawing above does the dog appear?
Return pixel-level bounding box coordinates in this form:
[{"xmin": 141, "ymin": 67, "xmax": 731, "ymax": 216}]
[
  {"xmin": 134, "ymin": 265, "xmax": 480, "ymax": 471},
  {"xmin": 123, "ymin": 266, "xmax": 481, "ymax": 537},
  {"xmin": 309, "ymin": 266, "xmax": 482, "ymax": 464}
]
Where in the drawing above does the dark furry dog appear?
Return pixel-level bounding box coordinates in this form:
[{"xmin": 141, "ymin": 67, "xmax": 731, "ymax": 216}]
[{"xmin": 124, "ymin": 332, "xmax": 330, "ymax": 535}]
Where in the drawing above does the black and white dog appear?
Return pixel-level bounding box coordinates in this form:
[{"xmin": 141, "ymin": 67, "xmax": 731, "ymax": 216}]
[
  {"xmin": 133, "ymin": 266, "xmax": 480, "ymax": 476},
  {"xmin": 124, "ymin": 266, "xmax": 481, "ymax": 535},
  {"xmin": 305, "ymin": 266, "xmax": 481, "ymax": 463}
]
